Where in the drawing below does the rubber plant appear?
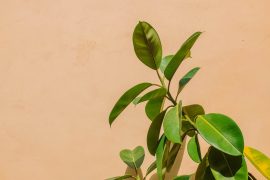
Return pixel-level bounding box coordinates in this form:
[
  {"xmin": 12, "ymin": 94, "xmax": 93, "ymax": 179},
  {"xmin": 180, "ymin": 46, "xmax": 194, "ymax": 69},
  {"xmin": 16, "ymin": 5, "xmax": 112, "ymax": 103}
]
[{"xmin": 107, "ymin": 21, "xmax": 270, "ymax": 180}]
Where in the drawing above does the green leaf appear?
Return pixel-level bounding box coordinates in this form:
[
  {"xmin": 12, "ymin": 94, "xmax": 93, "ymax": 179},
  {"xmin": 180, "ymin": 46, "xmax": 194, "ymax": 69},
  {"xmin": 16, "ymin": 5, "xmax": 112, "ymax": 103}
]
[
  {"xmin": 244, "ymin": 146, "xmax": 270, "ymax": 179},
  {"xmin": 145, "ymin": 161, "xmax": 157, "ymax": 177},
  {"xmin": 137, "ymin": 87, "xmax": 167, "ymax": 104},
  {"xmin": 156, "ymin": 135, "xmax": 166, "ymax": 180},
  {"xmin": 164, "ymin": 32, "xmax": 202, "ymax": 80},
  {"xmin": 174, "ymin": 175, "xmax": 192, "ymax": 180},
  {"xmin": 109, "ymin": 83, "xmax": 152, "ymax": 126},
  {"xmin": 160, "ymin": 55, "xmax": 173, "ymax": 73},
  {"xmin": 166, "ymin": 143, "xmax": 181, "ymax": 172},
  {"xmin": 119, "ymin": 146, "xmax": 145, "ymax": 169},
  {"xmin": 208, "ymin": 147, "xmax": 248, "ymax": 180},
  {"xmin": 182, "ymin": 104, "xmax": 205, "ymax": 121},
  {"xmin": 133, "ymin": 21, "xmax": 162, "ymax": 70},
  {"xmin": 145, "ymin": 97, "xmax": 164, "ymax": 121},
  {"xmin": 163, "ymin": 103, "xmax": 182, "ymax": 143},
  {"xmin": 177, "ymin": 67, "xmax": 200, "ymax": 94},
  {"xmin": 187, "ymin": 134, "xmax": 202, "ymax": 163},
  {"xmin": 147, "ymin": 111, "xmax": 167, "ymax": 155},
  {"xmin": 196, "ymin": 113, "xmax": 244, "ymax": 156},
  {"xmin": 106, "ymin": 174, "xmax": 134, "ymax": 180},
  {"xmin": 195, "ymin": 152, "xmax": 215, "ymax": 180}
]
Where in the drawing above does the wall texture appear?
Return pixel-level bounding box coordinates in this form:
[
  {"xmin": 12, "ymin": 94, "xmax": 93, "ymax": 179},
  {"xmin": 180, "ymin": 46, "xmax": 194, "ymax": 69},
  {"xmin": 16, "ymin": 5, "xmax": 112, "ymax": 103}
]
[{"xmin": 0, "ymin": 0, "xmax": 269, "ymax": 179}]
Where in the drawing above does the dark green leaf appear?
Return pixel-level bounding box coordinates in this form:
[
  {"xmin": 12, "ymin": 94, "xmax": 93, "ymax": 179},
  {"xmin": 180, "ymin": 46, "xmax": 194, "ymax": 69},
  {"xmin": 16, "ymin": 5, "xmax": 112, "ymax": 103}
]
[
  {"xmin": 145, "ymin": 161, "xmax": 157, "ymax": 177},
  {"xmin": 177, "ymin": 67, "xmax": 200, "ymax": 94},
  {"xmin": 133, "ymin": 21, "xmax": 162, "ymax": 70},
  {"xmin": 109, "ymin": 83, "xmax": 152, "ymax": 126},
  {"xmin": 195, "ymin": 152, "xmax": 215, "ymax": 180},
  {"xmin": 208, "ymin": 147, "xmax": 248, "ymax": 179},
  {"xmin": 156, "ymin": 135, "xmax": 166, "ymax": 180},
  {"xmin": 106, "ymin": 174, "xmax": 134, "ymax": 180},
  {"xmin": 145, "ymin": 97, "xmax": 164, "ymax": 121},
  {"xmin": 166, "ymin": 143, "xmax": 181, "ymax": 172},
  {"xmin": 187, "ymin": 134, "xmax": 202, "ymax": 163},
  {"xmin": 182, "ymin": 104, "xmax": 205, "ymax": 121},
  {"xmin": 174, "ymin": 175, "xmax": 192, "ymax": 180},
  {"xmin": 164, "ymin": 32, "xmax": 202, "ymax": 80},
  {"xmin": 160, "ymin": 55, "xmax": 173, "ymax": 73},
  {"xmin": 196, "ymin": 113, "xmax": 244, "ymax": 156},
  {"xmin": 147, "ymin": 111, "xmax": 167, "ymax": 155},
  {"xmin": 163, "ymin": 103, "xmax": 182, "ymax": 143},
  {"xmin": 120, "ymin": 146, "xmax": 145, "ymax": 169},
  {"xmin": 137, "ymin": 87, "xmax": 167, "ymax": 104}
]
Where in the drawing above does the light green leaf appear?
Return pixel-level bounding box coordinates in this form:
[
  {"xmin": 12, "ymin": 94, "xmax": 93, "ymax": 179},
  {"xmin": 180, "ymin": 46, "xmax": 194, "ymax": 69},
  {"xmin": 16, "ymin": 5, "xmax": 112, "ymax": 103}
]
[
  {"xmin": 120, "ymin": 146, "xmax": 145, "ymax": 169},
  {"xmin": 109, "ymin": 83, "xmax": 152, "ymax": 126},
  {"xmin": 137, "ymin": 87, "xmax": 167, "ymax": 104},
  {"xmin": 163, "ymin": 103, "xmax": 182, "ymax": 143},
  {"xmin": 164, "ymin": 32, "xmax": 202, "ymax": 80},
  {"xmin": 177, "ymin": 67, "xmax": 200, "ymax": 94},
  {"xmin": 244, "ymin": 146, "xmax": 270, "ymax": 179},
  {"xmin": 209, "ymin": 147, "xmax": 248, "ymax": 180},
  {"xmin": 145, "ymin": 97, "xmax": 164, "ymax": 121},
  {"xmin": 196, "ymin": 113, "xmax": 244, "ymax": 156},
  {"xmin": 133, "ymin": 21, "xmax": 162, "ymax": 70},
  {"xmin": 160, "ymin": 55, "xmax": 173, "ymax": 73},
  {"xmin": 156, "ymin": 135, "xmax": 166, "ymax": 180},
  {"xmin": 106, "ymin": 175, "xmax": 134, "ymax": 180},
  {"xmin": 187, "ymin": 134, "xmax": 202, "ymax": 163},
  {"xmin": 147, "ymin": 111, "xmax": 166, "ymax": 155}
]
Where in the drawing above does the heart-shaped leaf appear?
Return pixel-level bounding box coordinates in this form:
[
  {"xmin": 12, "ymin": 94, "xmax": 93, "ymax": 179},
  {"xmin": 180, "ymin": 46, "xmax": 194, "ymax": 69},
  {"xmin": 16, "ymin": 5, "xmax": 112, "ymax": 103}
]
[
  {"xmin": 187, "ymin": 134, "xmax": 202, "ymax": 163},
  {"xmin": 133, "ymin": 21, "xmax": 162, "ymax": 70},
  {"xmin": 163, "ymin": 103, "xmax": 182, "ymax": 143},
  {"xmin": 177, "ymin": 67, "xmax": 200, "ymax": 95},
  {"xmin": 120, "ymin": 146, "xmax": 145, "ymax": 169},
  {"xmin": 244, "ymin": 146, "xmax": 270, "ymax": 179},
  {"xmin": 156, "ymin": 135, "xmax": 166, "ymax": 180},
  {"xmin": 106, "ymin": 175, "xmax": 134, "ymax": 180},
  {"xmin": 109, "ymin": 83, "xmax": 152, "ymax": 126},
  {"xmin": 208, "ymin": 147, "xmax": 248, "ymax": 180},
  {"xmin": 147, "ymin": 111, "xmax": 167, "ymax": 155},
  {"xmin": 137, "ymin": 87, "xmax": 166, "ymax": 104},
  {"xmin": 145, "ymin": 97, "xmax": 164, "ymax": 121},
  {"xmin": 164, "ymin": 32, "xmax": 202, "ymax": 80},
  {"xmin": 196, "ymin": 113, "xmax": 244, "ymax": 156}
]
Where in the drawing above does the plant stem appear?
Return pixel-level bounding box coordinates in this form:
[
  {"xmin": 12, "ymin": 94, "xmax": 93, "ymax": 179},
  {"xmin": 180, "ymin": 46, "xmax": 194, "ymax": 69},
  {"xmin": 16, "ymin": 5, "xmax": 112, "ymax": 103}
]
[
  {"xmin": 248, "ymin": 172, "xmax": 257, "ymax": 180},
  {"xmin": 185, "ymin": 115, "xmax": 196, "ymax": 128},
  {"xmin": 156, "ymin": 70, "xmax": 165, "ymax": 87}
]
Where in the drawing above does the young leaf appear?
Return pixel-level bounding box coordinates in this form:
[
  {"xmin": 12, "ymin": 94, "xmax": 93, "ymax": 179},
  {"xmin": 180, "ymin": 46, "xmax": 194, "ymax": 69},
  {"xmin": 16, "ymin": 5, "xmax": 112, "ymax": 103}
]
[
  {"xmin": 147, "ymin": 111, "xmax": 167, "ymax": 155},
  {"xmin": 145, "ymin": 97, "xmax": 164, "ymax": 121},
  {"xmin": 137, "ymin": 87, "xmax": 167, "ymax": 104},
  {"xmin": 160, "ymin": 55, "xmax": 173, "ymax": 73},
  {"xmin": 133, "ymin": 21, "xmax": 162, "ymax": 70},
  {"xmin": 187, "ymin": 134, "xmax": 202, "ymax": 163},
  {"xmin": 109, "ymin": 83, "xmax": 152, "ymax": 126},
  {"xmin": 244, "ymin": 146, "xmax": 270, "ymax": 179},
  {"xmin": 163, "ymin": 103, "xmax": 182, "ymax": 143},
  {"xmin": 119, "ymin": 146, "xmax": 145, "ymax": 169},
  {"xmin": 177, "ymin": 67, "xmax": 200, "ymax": 94},
  {"xmin": 156, "ymin": 135, "xmax": 166, "ymax": 180},
  {"xmin": 196, "ymin": 113, "xmax": 244, "ymax": 156},
  {"xmin": 164, "ymin": 32, "xmax": 202, "ymax": 80},
  {"xmin": 106, "ymin": 175, "xmax": 134, "ymax": 180},
  {"xmin": 208, "ymin": 147, "xmax": 248, "ymax": 180}
]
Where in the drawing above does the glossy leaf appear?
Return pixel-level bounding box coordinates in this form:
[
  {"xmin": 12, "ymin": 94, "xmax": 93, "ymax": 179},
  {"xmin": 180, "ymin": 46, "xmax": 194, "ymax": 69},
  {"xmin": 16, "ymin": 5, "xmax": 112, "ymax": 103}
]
[
  {"xmin": 145, "ymin": 97, "xmax": 164, "ymax": 120},
  {"xmin": 174, "ymin": 175, "xmax": 192, "ymax": 180},
  {"xmin": 195, "ymin": 152, "xmax": 215, "ymax": 180},
  {"xmin": 156, "ymin": 135, "xmax": 166, "ymax": 180},
  {"xmin": 147, "ymin": 111, "xmax": 166, "ymax": 155},
  {"xmin": 145, "ymin": 161, "xmax": 157, "ymax": 177},
  {"xmin": 137, "ymin": 87, "xmax": 166, "ymax": 104},
  {"xmin": 106, "ymin": 175, "xmax": 134, "ymax": 180},
  {"xmin": 133, "ymin": 21, "xmax": 162, "ymax": 70},
  {"xmin": 244, "ymin": 146, "xmax": 270, "ymax": 179},
  {"xmin": 164, "ymin": 32, "xmax": 202, "ymax": 80},
  {"xmin": 177, "ymin": 67, "xmax": 200, "ymax": 94},
  {"xmin": 163, "ymin": 103, "xmax": 182, "ymax": 143},
  {"xmin": 187, "ymin": 134, "xmax": 202, "ymax": 163},
  {"xmin": 196, "ymin": 113, "xmax": 244, "ymax": 156},
  {"xmin": 160, "ymin": 55, "xmax": 173, "ymax": 73},
  {"xmin": 182, "ymin": 104, "xmax": 205, "ymax": 121},
  {"xmin": 120, "ymin": 146, "xmax": 145, "ymax": 169},
  {"xmin": 109, "ymin": 83, "xmax": 152, "ymax": 125},
  {"xmin": 208, "ymin": 147, "xmax": 248, "ymax": 180}
]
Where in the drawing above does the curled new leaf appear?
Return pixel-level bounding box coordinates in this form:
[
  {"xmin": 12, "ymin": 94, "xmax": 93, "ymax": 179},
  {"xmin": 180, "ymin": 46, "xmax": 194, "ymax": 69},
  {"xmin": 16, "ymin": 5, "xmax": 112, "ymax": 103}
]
[
  {"xmin": 120, "ymin": 146, "xmax": 145, "ymax": 169},
  {"xmin": 196, "ymin": 113, "xmax": 244, "ymax": 156},
  {"xmin": 164, "ymin": 32, "xmax": 202, "ymax": 80},
  {"xmin": 133, "ymin": 21, "xmax": 162, "ymax": 70},
  {"xmin": 244, "ymin": 146, "xmax": 270, "ymax": 179},
  {"xmin": 109, "ymin": 83, "xmax": 152, "ymax": 126}
]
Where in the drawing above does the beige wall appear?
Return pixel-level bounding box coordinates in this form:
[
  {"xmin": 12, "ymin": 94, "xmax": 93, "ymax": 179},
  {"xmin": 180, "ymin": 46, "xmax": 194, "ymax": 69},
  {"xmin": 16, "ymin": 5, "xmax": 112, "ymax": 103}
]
[{"xmin": 0, "ymin": 0, "xmax": 270, "ymax": 179}]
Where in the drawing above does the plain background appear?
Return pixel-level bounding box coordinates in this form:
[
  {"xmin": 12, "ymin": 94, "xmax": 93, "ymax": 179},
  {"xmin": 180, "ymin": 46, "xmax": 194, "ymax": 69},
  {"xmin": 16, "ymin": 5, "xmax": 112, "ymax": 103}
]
[{"xmin": 0, "ymin": 0, "xmax": 269, "ymax": 179}]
